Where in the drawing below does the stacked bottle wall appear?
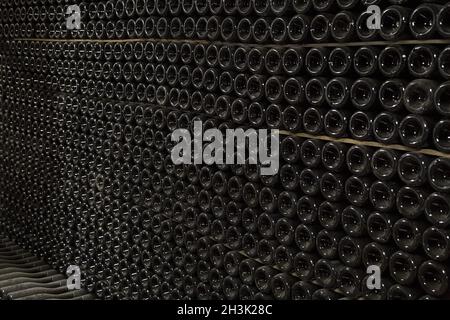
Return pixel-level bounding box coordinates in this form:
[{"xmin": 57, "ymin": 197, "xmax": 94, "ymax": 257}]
[{"xmin": 0, "ymin": 0, "xmax": 450, "ymax": 300}]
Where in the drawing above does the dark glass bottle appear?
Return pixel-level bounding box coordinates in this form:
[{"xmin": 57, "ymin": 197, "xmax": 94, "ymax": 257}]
[
  {"xmin": 320, "ymin": 172, "xmax": 347, "ymax": 202},
  {"xmin": 371, "ymin": 148, "xmax": 400, "ymax": 181},
  {"xmin": 373, "ymin": 112, "xmax": 400, "ymax": 144},
  {"xmin": 259, "ymin": 188, "xmax": 280, "ymax": 214},
  {"xmin": 404, "ymin": 79, "xmax": 438, "ymax": 114},
  {"xmin": 222, "ymin": 276, "xmax": 240, "ymax": 300},
  {"xmin": 247, "ymin": 48, "xmax": 267, "ymax": 74},
  {"xmin": 293, "ymin": 0, "xmax": 313, "ymax": 13},
  {"xmin": 325, "ymin": 77, "xmax": 351, "ymax": 108},
  {"xmin": 350, "ymin": 78, "xmax": 379, "ymax": 111},
  {"xmin": 282, "ymin": 106, "xmax": 303, "ymax": 131},
  {"xmin": 387, "ymin": 284, "xmax": 421, "ymax": 300},
  {"xmin": 407, "ymin": 46, "xmax": 439, "ymax": 78},
  {"xmin": 435, "ymin": 81, "xmax": 450, "ymax": 116},
  {"xmin": 396, "ymin": 186, "xmax": 429, "ymax": 219},
  {"xmin": 283, "ymin": 77, "xmax": 305, "ymax": 105},
  {"xmin": 265, "ymin": 48, "xmax": 283, "ymax": 75},
  {"xmin": 389, "ymin": 251, "xmax": 424, "ymax": 285},
  {"xmin": 425, "ymin": 192, "xmax": 450, "ymax": 228},
  {"xmin": 280, "ymin": 164, "xmax": 301, "ymax": 191},
  {"xmin": 433, "ymin": 120, "xmax": 450, "ymax": 153},
  {"xmin": 379, "ymin": 79, "xmax": 406, "ymax": 112},
  {"xmin": 337, "ymin": 266, "xmax": 364, "ymax": 298},
  {"xmin": 239, "ymin": 259, "xmax": 260, "ymax": 285},
  {"xmin": 299, "ymin": 168, "xmax": 322, "ymax": 196},
  {"xmin": 274, "ymin": 245, "xmax": 296, "ymax": 272},
  {"xmin": 257, "ymin": 213, "xmax": 277, "ymax": 239},
  {"xmin": 295, "ymin": 224, "xmax": 321, "ymax": 252},
  {"xmin": 346, "ymin": 145, "xmax": 373, "ymax": 177},
  {"xmin": 293, "ymin": 252, "xmax": 318, "ymax": 281},
  {"xmin": 345, "ymin": 176, "xmax": 373, "ymax": 206},
  {"xmin": 378, "ymin": 46, "xmax": 407, "ymax": 78},
  {"xmin": 318, "ymin": 201, "xmax": 344, "ymax": 231},
  {"xmin": 356, "ymin": 11, "xmax": 378, "ymax": 41},
  {"xmin": 288, "ymin": 15, "xmax": 310, "ymax": 42},
  {"xmin": 281, "ymin": 136, "xmax": 303, "ymax": 164},
  {"xmin": 438, "ymin": 49, "xmax": 450, "ymax": 79},
  {"xmin": 275, "ymin": 217, "xmax": 297, "ymax": 245},
  {"xmin": 270, "ymin": 18, "xmax": 288, "ymax": 43},
  {"xmin": 362, "ymin": 242, "xmax": 394, "ymax": 273},
  {"xmin": 254, "ymin": 266, "xmax": 278, "ymax": 294},
  {"xmin": 410, "ymin": 4, "xmax": 443, "ymax": 39},
  {"xmin": 354, "ymin": 46, "xmax": 380, "ymax": 77},
  {"xmin": 321, "ymin": 142, "xmax": 348, "ymax": 172},
  {"xmin": 428, "ymin": 158, "xmax": 450, "ymax": 192},
  {"xmin": 399, "ymin": 115, "xmax": 433, "ymax": 148},
  {"xmin": 301, "ymin": 139, "xmax": 324, "ymax": 168},
  {"xmin": 291, "ymin": 281, "xmax": 319, "ymax": 300},
  {"xmin": 314, "ymin": 259, "xmax": 344, "ymax": 289},
  {"xmin": 437, "ymin": 4, "xmax": 450, "ymax": 37},
  {"xmin": 330, "ymin": 11, "xmax": 356, "ymax": 42},
  {"xmin": 312, "ymin": 0, "xmax": 335, "ymax": 13},
  {"xmin": 316, "ymin": 230, "xmax": 344, "ymax": 259},
  {"xmin": 242, "ymin": 183, "xmax": 261, "ymax": 209},
  {"xmin": 324, "ymin": 109, "xmax": 351, "ymax": 138},
  {"xmin": 242, "ymin": 233, "xmax": 260, "ymax": 258},
  {"xmin": 303, "ymin": 107, "xmax": 326, "ymax": 135},
  {"xmin": 380, "ymin": 6, "xmax": 412, "ymax": 40},
  {"xmin": 310, "ymin": 14, "xmax": 332, "ymax": 42},
  {"xmin": 328, "ymin": 47, "xmax": 353, "ymax": 76},
  {"xmin": 338, "ymin": 236, "xmax": 368, "ymax": 267},
  {"xmin": 422, "ymin": 227, "xmax": 450, "ymax": 262},
  {"xmin": 397, "ymin": 153, "xmax": 431, "ymax": 187},
  {"xmin": 305, "ymin": 77, "xmax": 327, "ymax": 107},
  {"xmin": 271, "ymin": 273, "xmax": 296, "ymax": 300},
  {"xmin": 370, "ymin": 180, "xmax": 399, "ymax": 212},
  {"xmin": 306, "ymin": 48, "xmax": 329, "ymax": 76},
  {"xmin": 341, "ymin": 205, "xmax": 369, "ymax": 237},
  {"xmin": 297, "ymin": 196, "xmax": 320, "ymax": 224},
  {"xmin": 257, "ymin": 239, "xmax": 277, "ymax": 264},
  {"xmin": 393, "ymin": 218, "xmax": 427, "ymax": 252},
  {"xmin": 418, "ymin": 260, "xmax": 449, "ymax": 297}
]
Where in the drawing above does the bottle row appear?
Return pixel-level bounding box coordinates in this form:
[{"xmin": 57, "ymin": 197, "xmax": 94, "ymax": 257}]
[
  {"xmin": 279, "ymin": 135, "xmax": 448, "ymax": 182},
  {"xmin": 6, "ymin": 42, "xmax": 450, "ymax": 83},
  {"xmin": 53, "ymin": 158, "xmax": 450, "ymax": 232},
  {"xmin": 2, "ymin": 101, "xmax": 450, "ymax": 194},
  {"xmin": 78, "ymin": 239, "xmax": 449, "ymax": 299},
  {"xmin": 0, "ymin": 185, "xmax": 445, "ymax": 299},
  {"xmin": 3, "ymin": 3, "xmax": 450, "ymax": 42},
  {"xmin": 4, "ymin": 90, "xmax": 450, "ymax": 160},
  {"xmin": 3, "ymin": 95, "xmax": 447, "ymax": 188},
  {"xmin": 4, "ymin": 44, "xmax": 450, "ymax": 115},
  {"xmin": 2, "ymin": 0, "xmax": 448, "ymax": 15},
  {"xmin": 13, "ymin": 75, "xmax": 450, "ymax": 151},
  {"xmin": 3, "ymin": 111, "xmax": 449, "ymax": 236},
  {"xmin": 2, "ymin": 85, "xmax": 450, "ymax": 158},
  {"xmin": 3, "ymin": 223, "xmax": 447, "ymax": 301},
  {"xmin": 1, "ymin": 168, "xmax": 448, "ymax": 298},
  {"xmin": 2, "ymin": 181, "xmax": 448, "ymax": 300},
  {"xmin": 4, "ymin": 100, "xmax": 449, "ymax": 232},
  {"xmin": 4, "ymin": 0, "xmax": 442, "ymax": 23},
  {"xmin": 6, "ymin": 60, "xmax": 450, "ymax": 118},
  {"xmin": 3, "ymin": 60, "xmax": 450, "ymax": 118},
  {"xmin": 183, "ymin": 237, "xmax": 450, "ymax": 297}
]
